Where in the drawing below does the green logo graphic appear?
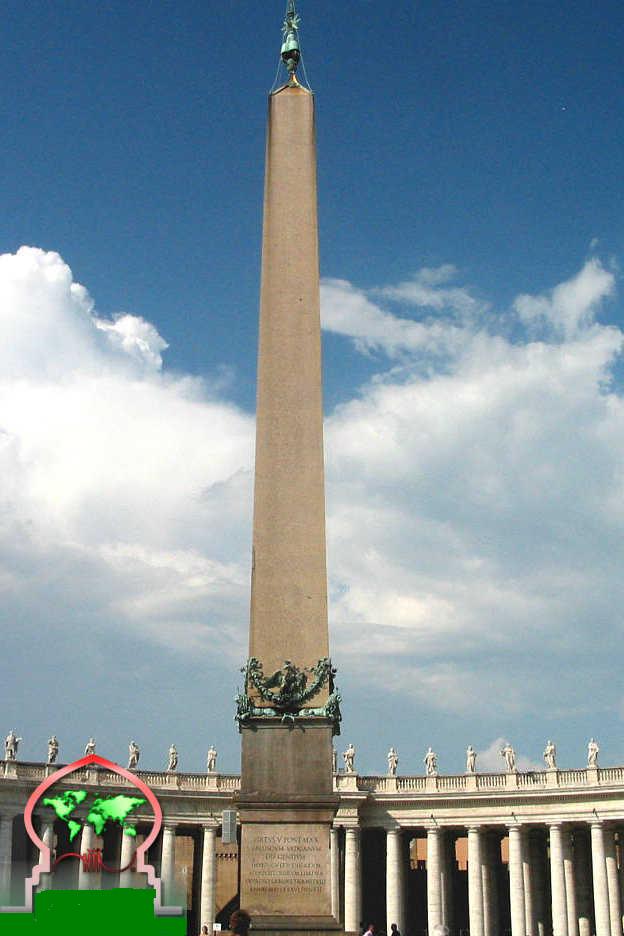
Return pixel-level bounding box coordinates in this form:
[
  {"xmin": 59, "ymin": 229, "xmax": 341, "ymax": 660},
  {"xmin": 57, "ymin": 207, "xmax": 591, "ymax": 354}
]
[{"xmin": 42, "ymin": 790, "xmax": 145, "ymax": 841}]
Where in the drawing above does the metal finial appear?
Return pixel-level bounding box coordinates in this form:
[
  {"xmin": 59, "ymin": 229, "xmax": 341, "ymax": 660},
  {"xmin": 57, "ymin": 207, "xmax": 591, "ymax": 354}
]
[{"xmin": 281, "ymin": 0, "xmax": 301, "ymax": 84}]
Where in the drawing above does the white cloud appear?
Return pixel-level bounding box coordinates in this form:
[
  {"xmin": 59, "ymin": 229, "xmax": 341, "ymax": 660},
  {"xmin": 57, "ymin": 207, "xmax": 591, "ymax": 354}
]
[
  {"xmin": 477, "ymin": 738, "xmax": 542, "ymax": 773},
  {"xmin": 322, "ymin": 259, "xmax": 624, "ymax": 721},
  {"xmin": 2, "ymin": 246, "xmax": 624, "ymax": 767},
  {"xmin": 0, "ymin": 246, "xmax": 254, "ymax": 662}
]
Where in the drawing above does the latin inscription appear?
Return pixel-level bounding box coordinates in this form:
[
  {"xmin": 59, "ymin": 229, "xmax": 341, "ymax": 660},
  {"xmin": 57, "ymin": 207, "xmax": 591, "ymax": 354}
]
[{"xmin": 241, "ymin": 823, "xmax": 331, "ymax": 916}]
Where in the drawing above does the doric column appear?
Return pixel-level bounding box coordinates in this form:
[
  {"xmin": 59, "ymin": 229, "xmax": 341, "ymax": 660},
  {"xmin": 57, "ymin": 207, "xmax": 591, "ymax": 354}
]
[
  {"xmin": 468, "ymin": 827, "xmax": 485, "ymax": 936},
  {"xmin": 160, "ymin": 822, "xmax": 177, "ymax": 904},
  {"xmin": 386, "ymin": 828, "xmax": 406, "ymax": 935},
  {"xmin": 549, "ymin": 824, "xmax": 569, "ymax": 936},
  {"xmin": 523, "ymin": 826, "xmax": 536, "ymax": 936},
  {"xmin": 530, "ymin": 830, "xmax": 547, "ymax": 936},
  {"xmin": 508, "ymin": 825, "xmax": 527, "ymax": 936},
  {"xmin": 0, "ymin": 812, "xmax": 13, "ymax": 902},
  {"xmin": 591, "ymin": 822, "xmax": 611, "ymax": 936},
  {"xmin": 563, "ymin": 829, "xmax": 579, "ymax": 936},
  {"xmin": 344, "ymin": 827, "xmax": 362, "ymax": 934},
  {"xmin": 200, "ymin": 824, "xmax": 217, "ymax": 933},
  {"xmin": 38, "ymin": 821, "xmax": 55, "ymax": 891},
  {"xmin": 427, "ymin": 828, "xmax": 443, "ymax": 934},
  {"xmin": 119, "ymin": 824, "xmax": 137, "ymax": 888},
  {"xmin": 331, "ymin": 827, "xmax": 341, "ymax": 921},
  {"xmin": 605, "ymin": 828, "xmax": 622, "ymax": 936},
  {"xmin": 77, "ymin": 824, "xmax": 101, "ymax": 890}
]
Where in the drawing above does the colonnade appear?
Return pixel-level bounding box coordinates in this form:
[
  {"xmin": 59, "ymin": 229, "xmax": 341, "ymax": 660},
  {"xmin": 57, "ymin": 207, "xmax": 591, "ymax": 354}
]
[
  {"xmin": 0, "ymin": 811, "xmax": 220, "ymax": 934},
  {"xmin": 335, "ymin": 822, "xmax": 624, "ymax": 936}
]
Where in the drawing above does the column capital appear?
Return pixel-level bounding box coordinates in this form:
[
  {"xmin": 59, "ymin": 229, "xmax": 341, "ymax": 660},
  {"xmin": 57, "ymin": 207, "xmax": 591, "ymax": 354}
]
[
  {"xmin": 467, "ymin": 825, "xmax": 483, "ymax": 834},
  {"xmin": 385, "ymin": 825, "xmax": 403, "ymax": 836},
  {"xmin": 201, "ymin": 820, "xmax": 219, "ymax": 831},
  {"xmin": 163, "ymin": 820, "xmax": 177, "ymax": 832}
]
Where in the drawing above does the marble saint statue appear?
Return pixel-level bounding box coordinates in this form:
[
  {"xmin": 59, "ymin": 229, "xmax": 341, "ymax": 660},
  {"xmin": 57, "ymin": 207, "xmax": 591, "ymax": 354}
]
[
  {"xmin": 206, "ymin": 745, "xmax": 217, "ymax": 773},
  {"xmin": 47, "ymin": 735, "xmax": 59, "ymax": 764},
  {"xmin": 543, "ymin": 740, "xmax": 557, "ymax": 770},
  {"xmin": 84, "ymin": 738, "xmax": 96, "ymax": 756},
  {"xmin": 424, "ymin": 747, "xmax": 438, "ymax": 776},
  {"xmin": 587, "ymin": 738, "xmax": 599, "ymax": 768},
  {"xmin": 5, "ymin": 730, "xmax": 22, "ymax": 761},
  {"xmin": 501, "ymin": 743, "xmax": 516, "ymax": 772},
  {"xmin": 387, "ymin": 747, "xmax": 399, "ymax": 776},
  {"xmin": 466, "ymin": 745, "xmax": 476, "ymax": 773},
  {"xmin": 128, "ymin": 741, "xmax": 140, "ymax": 770},
  {"xmin": 343, "ymin": 743, "xmax": 355, "ymax": 773},
  {"xmin": 167, "ymin": 744, "xmax": 178, "ymax": 771}
]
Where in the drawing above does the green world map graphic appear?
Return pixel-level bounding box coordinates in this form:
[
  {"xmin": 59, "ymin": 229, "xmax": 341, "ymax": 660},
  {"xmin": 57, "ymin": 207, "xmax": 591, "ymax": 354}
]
[{"xmin": 42, "ymin": 791, "xmax": 145, "ymax": 841}]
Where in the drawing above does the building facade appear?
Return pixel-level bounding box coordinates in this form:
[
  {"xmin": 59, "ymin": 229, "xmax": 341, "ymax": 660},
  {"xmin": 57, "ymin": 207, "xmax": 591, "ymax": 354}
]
[{"xmin": 2, "ymin": 759, "xmax": 624, "ymax": 936}]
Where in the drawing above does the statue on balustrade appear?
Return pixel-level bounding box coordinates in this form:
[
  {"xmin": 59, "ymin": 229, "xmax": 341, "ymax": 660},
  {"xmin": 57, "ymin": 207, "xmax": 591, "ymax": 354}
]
[
  {"xmin": 47, "ymin": 735, "xmax": 59, "ymax": 764},
  {"xmin": 343, "ymin": 743, "xmax": 356, "ymax": 773},
  {"xmin": 466, "ymin": 745, "xmax": 476, "ymax": 773},
  {"xmin": 167, "ymin": 744, "xmax": 178, "ymax": 771},
  {"xmin": 128, "ymin": 741, "xmax": 140, "ymax": 770},
  {"xmin": 206, "ymin": 745, "xmax": 217, "ymax": 773},
  {"xmin": 500, "ymin": 743, "xmax": 516, "ymax": 772},
  {"xmin": 5, "ymin": 730, "xmax": 22, "ymax": 761},
  {"xmin": 543, "ymin": 740, "xmax": 557, "ymax": 770},
  {"xmin": 84, "ymin": 737, "xmax": 96, "ymax": 756},
  {"xmin": 587, "ymin": 738, "xmax": 599, "ymax": 767},
  {"xmin": 387, "ymin": 746, "xmax": 399, "ymax": 776},
  {"xmin": 424, "ymin": 746, "xmax": 438, "ymax": 776}
]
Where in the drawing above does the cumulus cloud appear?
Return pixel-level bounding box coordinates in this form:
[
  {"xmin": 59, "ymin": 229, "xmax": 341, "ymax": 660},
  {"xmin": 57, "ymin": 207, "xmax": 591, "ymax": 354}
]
[
  {"xmin": 2, "ymin": 245, "xmax": 624, "ymax": 768},
  {"xmin": 0, "ymin": 246, "xmax": 254, "ymax": 658},
  {"xmin": 477, "ymin": 738, "xmax": 542, "ymax": 773},
  {"xmin": 322, "ymin": 259, "xmax": 624, "ymax": 721}
]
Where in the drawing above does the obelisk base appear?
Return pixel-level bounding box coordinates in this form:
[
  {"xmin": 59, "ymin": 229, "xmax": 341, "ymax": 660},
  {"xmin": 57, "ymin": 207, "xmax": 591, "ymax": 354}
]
[{"xmin": 239, "ymin": 720, "xmax": 341, "ymax": 932}]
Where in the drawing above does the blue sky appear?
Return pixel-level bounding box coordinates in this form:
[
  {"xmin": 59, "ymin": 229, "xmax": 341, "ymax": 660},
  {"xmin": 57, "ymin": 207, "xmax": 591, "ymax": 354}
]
[{"xmin": 1, "ymin": 0, "xmax": 623, "ymax": 776}]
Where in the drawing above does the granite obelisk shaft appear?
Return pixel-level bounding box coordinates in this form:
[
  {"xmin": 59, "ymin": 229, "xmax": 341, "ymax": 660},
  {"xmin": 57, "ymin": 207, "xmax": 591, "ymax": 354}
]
[
  {"xmin": 239, "ymin": 82, "xmax": 340, "ymax": 934},
  {"xmin": 250, "ymin": 84, "xmax": 329, "ymax": 689}
]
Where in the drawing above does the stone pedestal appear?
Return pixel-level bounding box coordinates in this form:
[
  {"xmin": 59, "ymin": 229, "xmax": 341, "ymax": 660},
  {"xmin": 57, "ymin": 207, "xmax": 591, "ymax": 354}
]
[{"xmin": 239, "ymin": 720, "xmax": 340, "ymax": 931}]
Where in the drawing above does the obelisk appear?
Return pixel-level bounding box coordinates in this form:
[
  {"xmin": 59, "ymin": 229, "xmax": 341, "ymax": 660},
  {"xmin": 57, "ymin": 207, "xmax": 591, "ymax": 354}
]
[{"xmin": 236, "ymin": 3, "xmax": 342, "ymax": 933}]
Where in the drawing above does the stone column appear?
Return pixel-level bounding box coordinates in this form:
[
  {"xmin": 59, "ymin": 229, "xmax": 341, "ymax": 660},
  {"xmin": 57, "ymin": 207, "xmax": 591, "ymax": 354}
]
[
  {"xmin": 160, "ymin": 822, "xmax": 177, "ymax": 905},
  {"xmin": 387, "ymin": 828, "xmax": 406, "ymax": 935},
  {"xmin": 563, "ymin": 828, "xmax": 579, "ymax": 936},
  {"xmin": 427, "ymin": 828, "xmax": 444, "ymax": 934},
  {"xmin": 508, "ymin": 826, "xmax": 527, "ymax": 936},
  {"xmin": 344, "ymin": 827, "xmax": 362, "ymax": 934},
  {"xmin": 331, "ymin": 827, "xmax": 341, "ymax": 922},
  {"xmin": 38, "ymin": 821, "xmax": 55, "ymax": 891},
  {"xmin": 549, "ymin": 824, "xmax": 569, "ymax": 936},
  {"xmin": 0, "ymin": 812, "xmax": 13, "ymax": 902},
  {"xmin": 119, "ymin": 825, "xmax": 138, "ymax": 888},
  {"xmin": 523, "ymin": 826, "xmax": 536, "ymax": 936},
  {"xmin": 605, "ymin": 828, "xmax": 622, "ymax": 936},
  {"xmin": 591, "ymin": 822, "xmax": 611, "ymax": 936},
  {"xmin": 200, "ymin": 824, "xmax": 217, "ymax": 933},
  {"xmin": 573, "ymin": 829, "xmax": 593, "ymax": 936},
  {"xmin": 77, "ymin": 824, "xmax": 101, "ymax": 890},
  {"xmin": 530, "ymin": 831, "xmax": 548, "ymax": 936},
  {"xmin": 468, "ymin": 827, "xmax": 485, "ymax": 936}
]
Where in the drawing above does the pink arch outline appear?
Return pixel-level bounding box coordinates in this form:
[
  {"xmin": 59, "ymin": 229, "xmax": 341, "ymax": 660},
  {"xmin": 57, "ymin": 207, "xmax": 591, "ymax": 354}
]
[{"xmin": 1, "ymin": 754, "xmax": 182, "ymax": 916}]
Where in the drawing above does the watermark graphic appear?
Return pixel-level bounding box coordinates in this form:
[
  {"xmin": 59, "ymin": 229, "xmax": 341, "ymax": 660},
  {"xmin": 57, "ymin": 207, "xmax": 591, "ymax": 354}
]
[{"xmin": 0, "ymin": 753, "xmax": 182, "ymax": 916}]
